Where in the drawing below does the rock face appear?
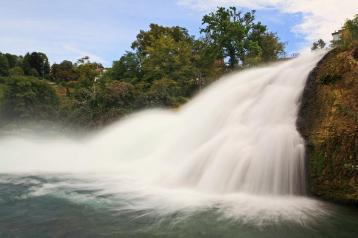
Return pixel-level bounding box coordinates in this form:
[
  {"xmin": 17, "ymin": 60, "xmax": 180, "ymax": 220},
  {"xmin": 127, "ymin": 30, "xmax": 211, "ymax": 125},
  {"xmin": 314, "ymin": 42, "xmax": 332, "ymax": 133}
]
[{"xmin": 298, "ymin": 48, "xmax": 358, "ymax": 203}]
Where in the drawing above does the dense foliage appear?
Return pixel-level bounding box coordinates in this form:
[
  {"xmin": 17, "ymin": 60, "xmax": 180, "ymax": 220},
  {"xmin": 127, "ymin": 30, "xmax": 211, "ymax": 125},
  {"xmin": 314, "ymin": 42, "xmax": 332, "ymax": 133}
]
[
  {"xmin": 200, "ymin": 7, "xmax": 284, "ymax": 67},
  {"xmin": 0, "ymin": 77, "xmax": 59, "ymax": 124},
  {"xmin": 311, "ymin": 39, "xmax": 326, "ymax": 50},
  {"xmin": 0, "ymin": 6, "xmax": 286, "ymax": 128},
  {"xmin": 332, "ymin": 14, "xmax": 358, "ymax": 49}
]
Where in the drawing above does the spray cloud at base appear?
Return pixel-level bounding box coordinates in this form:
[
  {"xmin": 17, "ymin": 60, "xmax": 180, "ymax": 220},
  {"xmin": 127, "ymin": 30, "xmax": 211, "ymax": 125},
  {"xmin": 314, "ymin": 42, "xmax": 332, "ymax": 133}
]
[{"xmin": 0, "ymin": 52, "xmax": 329, "ymax": 225}]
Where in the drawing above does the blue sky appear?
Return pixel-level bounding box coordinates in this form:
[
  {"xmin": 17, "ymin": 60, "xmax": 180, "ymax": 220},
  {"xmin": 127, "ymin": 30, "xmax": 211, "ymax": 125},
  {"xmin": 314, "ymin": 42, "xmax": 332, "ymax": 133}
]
[{"xmin": 0, "ymin": 0, "xmax": 355, "ymax": 66}]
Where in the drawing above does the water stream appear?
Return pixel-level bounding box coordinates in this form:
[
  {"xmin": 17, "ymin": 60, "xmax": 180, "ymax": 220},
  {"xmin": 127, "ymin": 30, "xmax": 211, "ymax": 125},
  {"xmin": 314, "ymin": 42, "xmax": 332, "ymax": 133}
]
[{"xmin": 1, "ymin": 52, "xmax": 357, "ymax": 237}]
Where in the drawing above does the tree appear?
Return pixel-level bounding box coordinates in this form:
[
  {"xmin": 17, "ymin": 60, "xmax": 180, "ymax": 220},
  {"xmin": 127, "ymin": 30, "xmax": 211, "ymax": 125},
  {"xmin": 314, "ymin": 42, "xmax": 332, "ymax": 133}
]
[
  {"xmin": 200, "ymin": 6, "xmax": 284, "ymax": 68},
  {"xmin": 22, "ymin": 52, "xmax": 50, "ymax": 78},
  {"xmin": 65, "ymin": 80, "xmax": 137, "ymax": 127},
  {"xmin": 5, "ymin": 53, "xmax": 21, "ymax": 68},
  {"xmin": 342, "ymin": 14, "xmax": 358, "ymax": 48},
  {"xmin": 346, "ymin": 14, "xmax": 358, "ymax": 39},
  {"xmin": 146, "ymin": 78, "xmax": 182, "ymax": 107},
  {"xmin": 311, "ymin": 39, "xmax": 326, "ymax": 50},
  {"xmin": 75, "ymin": 57, "xmax": 104, "ymax": 87},
  {"xmin": 247, "ymin": 23, "xmax": 284, "ymax": 63},
  {"xmin": 131, "ymin": 24, "xmax": 199, "ymax": 96},
  {"xmin": 141, "ymin": 30, "xmax": 194, "ymax": 82},
  {"xmin": 201, "ymin": 7, "xmax": 257, "ymax": 68},
  {"xmin": 0, "ymin": 53, "xmax": 10, "ymax": 77},
  {"xmin": 259, "ymin": 33, "xmax": 285, "ymax": 62},
  {"xmin": 132, "ymin": 24, "xmax": 193, "ymax": 58},
  {"xmin": 110, "ymin": 52, "xmax": 142, "ymax": 83},
  {"xmin": 1, "ymin": 76, "xmax": 59, "ymax": 121},
  {"xmin": 8, "ymin": 67, "xmax": 24, "ymax": 76},
  {"xmin": 50, "ymin": 60, "xmax": 78, "ymax": 82},
  {"xmin": 191, "ymin": 39, "xmax": 224, "ymax": 89}
]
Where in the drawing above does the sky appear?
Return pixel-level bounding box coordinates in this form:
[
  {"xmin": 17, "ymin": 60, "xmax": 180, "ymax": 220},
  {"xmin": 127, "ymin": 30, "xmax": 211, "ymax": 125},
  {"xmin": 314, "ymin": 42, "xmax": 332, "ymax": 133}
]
[{"xmin": 0, "ymin": 0, "xmax": 357, "ymax": 66}]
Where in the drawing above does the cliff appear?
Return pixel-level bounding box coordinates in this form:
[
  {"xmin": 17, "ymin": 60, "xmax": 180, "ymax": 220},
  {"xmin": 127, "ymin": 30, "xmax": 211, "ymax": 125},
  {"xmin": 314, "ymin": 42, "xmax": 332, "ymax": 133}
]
[{"xmin": 298, "ymin": 47, "xmax": 358, "ymax": 203}]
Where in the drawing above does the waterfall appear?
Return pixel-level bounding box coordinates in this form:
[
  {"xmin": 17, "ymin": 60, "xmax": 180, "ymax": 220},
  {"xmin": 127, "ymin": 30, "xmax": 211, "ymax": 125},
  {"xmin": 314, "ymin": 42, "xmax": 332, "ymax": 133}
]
[{"xmin": 0, "ymin": 52, "xmax": 324, "ymax": 198}]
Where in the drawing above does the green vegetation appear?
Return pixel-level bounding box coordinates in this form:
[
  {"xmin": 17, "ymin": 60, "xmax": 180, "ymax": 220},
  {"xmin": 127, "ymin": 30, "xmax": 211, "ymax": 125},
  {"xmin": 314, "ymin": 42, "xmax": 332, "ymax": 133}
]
[
  {"xmin": 0, "ymin": 6, "xmax": 285, "ymax": 128},
  {"xmin": 311, "ymin": 39, "xmax": 326, "ymax": 50},
  {"xmin": 298, "ymin": 15, "xmax": 358, "ymax": 203},
  {"xmin": 333, "ymin": 14, "xmax": 358, "ymax": 49},
  {"xmin": 0, "ymin": 77, "xmax": 59, "ymax": 124},
  {"xmin": 200, "ymin": 7, "xmax": 284, "ymax": 67}
]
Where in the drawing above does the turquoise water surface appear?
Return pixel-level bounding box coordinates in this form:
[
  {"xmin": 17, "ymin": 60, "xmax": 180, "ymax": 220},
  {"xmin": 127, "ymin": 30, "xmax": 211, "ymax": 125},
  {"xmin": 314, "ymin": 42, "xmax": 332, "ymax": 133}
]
[{"xmin": 1, "ymin": 174, "xmax": 357, "ymax": 238}]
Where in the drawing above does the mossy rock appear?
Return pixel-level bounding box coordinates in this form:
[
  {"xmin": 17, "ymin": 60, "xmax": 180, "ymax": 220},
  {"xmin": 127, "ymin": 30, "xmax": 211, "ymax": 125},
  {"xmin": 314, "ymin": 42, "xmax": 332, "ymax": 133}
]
[
  {"xmin": 298, "ymin": 48, "xmax": 358, "ymax": 204},
  {"xmin": 353, "ymin": 47, "xmax": 358, "ymax": 61},
  {"xmin": 320, "ymin": 74, "xmax": 342, "ymax": 85}
]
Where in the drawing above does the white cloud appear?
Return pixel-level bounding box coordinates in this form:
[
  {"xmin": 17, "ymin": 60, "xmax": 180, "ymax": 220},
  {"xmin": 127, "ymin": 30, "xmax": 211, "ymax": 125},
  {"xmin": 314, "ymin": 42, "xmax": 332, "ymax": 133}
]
[{"xmin": 177, "ymin": 0, "xmax": 358, "ymax": 45}]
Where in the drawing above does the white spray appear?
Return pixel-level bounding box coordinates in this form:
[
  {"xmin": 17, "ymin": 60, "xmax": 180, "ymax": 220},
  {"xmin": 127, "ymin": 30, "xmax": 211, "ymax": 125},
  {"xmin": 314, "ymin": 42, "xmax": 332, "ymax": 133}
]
[{"xmin": 0, "ymin": 52, "xmax": 328, "ymax": 224}]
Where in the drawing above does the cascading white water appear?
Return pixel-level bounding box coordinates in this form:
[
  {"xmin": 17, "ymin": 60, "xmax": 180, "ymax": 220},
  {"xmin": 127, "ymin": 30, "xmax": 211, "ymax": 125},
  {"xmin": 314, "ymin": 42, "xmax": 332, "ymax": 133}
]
[
  {"xmin": 0, "ymin": 52, "xmax": 324, "ymax": 192},
  {"xmin": 0, "ymin": 52, "xmax": 328, "ymax": 224}
]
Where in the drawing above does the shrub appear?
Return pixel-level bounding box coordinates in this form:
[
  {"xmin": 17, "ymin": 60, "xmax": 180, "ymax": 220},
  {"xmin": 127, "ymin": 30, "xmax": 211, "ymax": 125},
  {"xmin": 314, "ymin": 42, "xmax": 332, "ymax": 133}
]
[
  {"xmin": 1, "ymin": 76, "xmax": 60, "ymax": 122},
  {"xmin": 146, "ymin": 78, "xmax": 182, "ymax": 107},
  {"xmin": 8, "ymin": 66, "xmax": 24, "ymax": 76}
]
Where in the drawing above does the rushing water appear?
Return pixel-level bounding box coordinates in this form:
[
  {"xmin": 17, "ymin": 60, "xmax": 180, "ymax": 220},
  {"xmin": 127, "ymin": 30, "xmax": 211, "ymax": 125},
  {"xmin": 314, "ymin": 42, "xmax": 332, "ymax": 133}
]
[
  {"xmin": 1, "ymin": 52, "xmax": 358, "ymax": 237},
  {"xmin": 1, "ymin": 174, "xmax": 358, "ymax": 238}
]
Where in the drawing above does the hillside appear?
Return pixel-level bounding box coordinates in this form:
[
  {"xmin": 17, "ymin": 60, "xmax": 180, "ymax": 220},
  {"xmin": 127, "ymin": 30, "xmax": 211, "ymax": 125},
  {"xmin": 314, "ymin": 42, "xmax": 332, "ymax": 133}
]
[{"xmin": 298, "ymin": 47, "xmax": 358, "ymax": 203}]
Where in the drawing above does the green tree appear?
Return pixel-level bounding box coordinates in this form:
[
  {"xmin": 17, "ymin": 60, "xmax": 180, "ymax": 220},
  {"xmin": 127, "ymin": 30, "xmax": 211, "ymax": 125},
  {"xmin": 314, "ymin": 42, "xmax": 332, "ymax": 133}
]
[
  {"xmin": 1, "ymin": 76, "xmax": 59, "ymax": 121},
  {"xmin": 8, "ymin": 67, "xmax": 24, "ymax": 76},
  {"xmin": 201, "ymin": 7, "xmax": 254, "ymax": 68},
  {"xmin": 22, "ymin": 52, "xmax": 50, "ymax": 78},
  {"xmin": 0, "ymin": 53, "xmax": 10, "ymax": 77},
  {"xmin": 247, "ymin": 23, "xmax": 284, "ymax": 63},
  {"xmin": 259, "ymin": 33, "xmax": 285, "ymax": 62},
  {"xmin": 103, "ymin": 81, "xmax": 136, "ymax": 108},
  {"xmin": 50, "ymin": 60, "xmax": 78, "ymax": 82},
  {"xmin": 342, "ymin": 14, "xmax": 358, "ymax": 47},
  {"xmin": 146, "ymin": 78, "xmax": 182, "ymax": 107},
  {"xmin": 201, "ymin": 6, "xmax": 284, "ymax": 68},
  {"xmin": 65, "ymin": 80, "xmax": 137, "ymax": 127},
  {"xmin": 28, "ymin": 68, "xmax": 40, "ymax": 77},
  {"xmin": 311, "ymin": 39, "xmax": 326, "ymax": 50},
  {"xmin": 191, "ymin": 39, "xmax": 224, "ymax": 90},
  {"xmin": 75, "ymin": 56, "xmax": 104, "ymax": 87},
  {"xmin": 5, "ymin": 53, "xmax": 21, "ymax": 68},
  {"xmin": 132, "ymin": 24, "xmax": 193, "ymax": 58},
  {"xmin": 131, "ymin": 24, "xmax": 199, "ymax": 96},
  {"xmin": 110, "ymin": 52, "xmax": 142, "ymax": 83}
]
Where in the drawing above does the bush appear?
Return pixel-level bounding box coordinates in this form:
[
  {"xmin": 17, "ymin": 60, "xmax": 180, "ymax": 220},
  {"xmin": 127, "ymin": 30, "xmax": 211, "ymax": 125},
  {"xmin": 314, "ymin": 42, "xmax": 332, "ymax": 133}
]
[
  {"xmin": 0, "ymin": 83, "xmax": 7, "ymax": 117},
  {"xmin": 8, "ymin": 66, "xmax": 24, "ymax": 76},
  {"xmin": 1, "ymin": 76, "xmax": 60, "ymax": 122},
  {"xmin": 335, "ymin": 15, "xmax": 358, "ymax": 49},
  {"xmin": 146, "ymin": 78, "xmax": 182, "ymax": 107}
]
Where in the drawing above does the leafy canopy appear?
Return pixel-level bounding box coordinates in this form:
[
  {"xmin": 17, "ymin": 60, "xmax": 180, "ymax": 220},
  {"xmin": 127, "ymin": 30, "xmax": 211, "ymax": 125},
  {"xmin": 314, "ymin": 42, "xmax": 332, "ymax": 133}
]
[{"xmin": 201, "ymin": 6, "xmax": 284, "ymax": 68}]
